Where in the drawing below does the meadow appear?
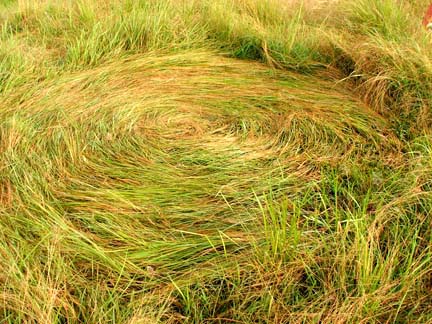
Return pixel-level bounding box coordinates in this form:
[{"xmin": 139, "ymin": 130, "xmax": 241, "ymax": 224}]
[{"xmin": 1, "ymin": 0, "xmax": 432, "ymax": 322}]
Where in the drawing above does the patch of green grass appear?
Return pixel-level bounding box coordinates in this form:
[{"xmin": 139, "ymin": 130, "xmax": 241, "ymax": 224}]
[{"xmin": 1, "ymin": 0, "xmax": 432, "ymax": 323}]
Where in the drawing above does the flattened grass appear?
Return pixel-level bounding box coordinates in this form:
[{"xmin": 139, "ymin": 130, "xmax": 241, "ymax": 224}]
[{"xmin": 1, "ymin": 0, "xmax": 432, "ymax": 323}]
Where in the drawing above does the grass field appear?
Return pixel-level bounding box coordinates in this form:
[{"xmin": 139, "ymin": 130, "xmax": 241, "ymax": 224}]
[{"xmin": 1, "ymin": 0, "xmax": 432, "ymax": 323}]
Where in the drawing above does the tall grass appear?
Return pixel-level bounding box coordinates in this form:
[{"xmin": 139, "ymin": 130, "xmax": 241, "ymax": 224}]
[
  {"xmin": 1, "ymin": 0, "xmax": 432, "ymax": 323},
  {"xmin": 0, "ymin": 0, "xmax": 430, "ymax": 135}
]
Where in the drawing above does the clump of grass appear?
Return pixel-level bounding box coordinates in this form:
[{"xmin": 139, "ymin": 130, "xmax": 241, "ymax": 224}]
[{"xmin": 327, "ymin": 0, "xmax": 432, "ymax": 138}]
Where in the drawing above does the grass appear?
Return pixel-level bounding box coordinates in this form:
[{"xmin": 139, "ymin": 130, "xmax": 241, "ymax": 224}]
[{"xmin": 1, "ymin": 0, "xmax": 432, "ymax": 322}]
